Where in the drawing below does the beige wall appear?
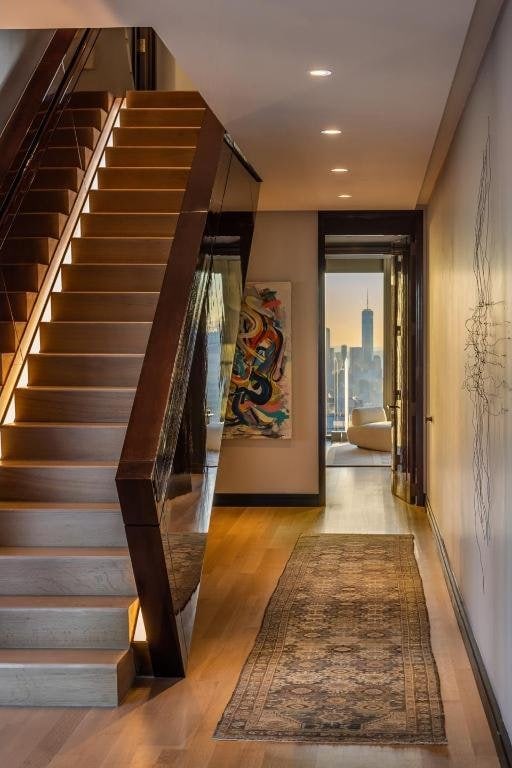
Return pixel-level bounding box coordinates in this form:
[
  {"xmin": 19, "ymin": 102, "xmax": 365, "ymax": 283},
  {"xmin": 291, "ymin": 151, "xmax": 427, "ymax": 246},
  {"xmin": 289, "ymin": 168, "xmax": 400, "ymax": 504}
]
[
  {"xmin": 216, "ymin": 211, "xmax": 319, "ymax": 495},
  {"xmin": 427, "ymin": 0, "xmax": 512, "ymax": 737}
]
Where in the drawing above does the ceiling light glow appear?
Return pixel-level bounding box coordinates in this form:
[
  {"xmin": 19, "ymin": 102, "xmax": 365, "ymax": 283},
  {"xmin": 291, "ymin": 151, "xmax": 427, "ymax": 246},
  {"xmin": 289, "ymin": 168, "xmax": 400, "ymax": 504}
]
[
  {"xmin": 331, "ymin": 167, "xmax": 348, "ymax": 173},
  {"xmin": 321, "ymin": 129, "xmax": 341, "ymax": 135},
  {"xmin": 309, "ymin": 69, "xmax": 332, "ymax": 77},
  {"xmin": 338, "ymin": 194, "xmax": 352, "ymax": 198}
]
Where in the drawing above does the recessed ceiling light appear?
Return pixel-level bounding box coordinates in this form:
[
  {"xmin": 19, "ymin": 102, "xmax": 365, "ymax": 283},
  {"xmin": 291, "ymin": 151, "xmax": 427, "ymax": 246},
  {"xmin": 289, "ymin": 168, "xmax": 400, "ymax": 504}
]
[
  {"xmin": 331, "ymin": 167, "xmax": 348, "ymax": 173},
  {"xmin": 338, "ymin": 194, "xmax": 352, "ymax": 198},
  {"xmin": 309, "ymin": 69, "xmax": 332, "ymax": 77},
  {"xmin": 321, "ymin": 128, "xmax": 341, "ymax": 135}
]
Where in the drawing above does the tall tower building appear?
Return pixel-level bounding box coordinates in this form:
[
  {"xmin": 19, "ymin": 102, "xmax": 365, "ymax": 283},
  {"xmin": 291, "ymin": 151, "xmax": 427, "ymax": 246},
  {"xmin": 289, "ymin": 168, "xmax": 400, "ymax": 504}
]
[{"xmin": 362, "ymin": 292, "xmax": 374, "ymax": 364}]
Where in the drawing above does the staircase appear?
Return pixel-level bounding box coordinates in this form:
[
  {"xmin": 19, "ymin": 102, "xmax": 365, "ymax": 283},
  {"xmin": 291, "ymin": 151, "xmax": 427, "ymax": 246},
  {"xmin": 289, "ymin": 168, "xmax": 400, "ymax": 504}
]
[
  {"xmin": 0, "ymin": 90, "xmax": 205, "ymax": 706},
  {"xmin": 0, "ymin": 91, "xmax": 113, "ymax": 385}
]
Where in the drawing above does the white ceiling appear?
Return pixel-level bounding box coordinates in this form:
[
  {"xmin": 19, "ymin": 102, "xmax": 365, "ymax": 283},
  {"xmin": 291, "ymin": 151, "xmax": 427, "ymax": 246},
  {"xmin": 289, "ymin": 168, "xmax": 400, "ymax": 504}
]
[{"xmin": 3, "ymin": 0, "xmax": 478, "ymax": 210}]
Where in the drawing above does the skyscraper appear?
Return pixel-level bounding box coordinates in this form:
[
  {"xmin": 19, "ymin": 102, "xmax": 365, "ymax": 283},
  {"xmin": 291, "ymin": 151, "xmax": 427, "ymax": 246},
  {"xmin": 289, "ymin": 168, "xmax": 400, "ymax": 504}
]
[{"xmin": 362, "ymin": 293, "xmax": 374, "ymax": 364}]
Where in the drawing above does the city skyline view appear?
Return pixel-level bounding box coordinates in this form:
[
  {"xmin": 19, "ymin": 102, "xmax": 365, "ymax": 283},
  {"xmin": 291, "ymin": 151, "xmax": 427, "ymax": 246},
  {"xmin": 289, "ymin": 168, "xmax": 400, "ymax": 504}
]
[
  {"xmin": 325, "ymin": 272, "xmax": 385, "ymax": 434},
  {"xmin": 325, "ymin": 273, "xmax": 384, "ymax": 349}
]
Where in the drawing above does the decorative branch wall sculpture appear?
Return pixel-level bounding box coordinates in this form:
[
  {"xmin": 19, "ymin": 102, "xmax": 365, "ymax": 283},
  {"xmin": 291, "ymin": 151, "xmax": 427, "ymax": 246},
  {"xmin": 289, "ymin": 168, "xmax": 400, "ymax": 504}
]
[{"xmin": 463, "ymin": 121, "xmax": 510, "ymax": 588}]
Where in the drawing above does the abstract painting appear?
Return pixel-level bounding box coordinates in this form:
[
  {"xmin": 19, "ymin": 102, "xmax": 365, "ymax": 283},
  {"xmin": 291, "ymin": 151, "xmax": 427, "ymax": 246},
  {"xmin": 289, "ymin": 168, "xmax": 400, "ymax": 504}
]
[{"xmin": 223, "ymin": 282, "xmax": 291, "ymax": 439}]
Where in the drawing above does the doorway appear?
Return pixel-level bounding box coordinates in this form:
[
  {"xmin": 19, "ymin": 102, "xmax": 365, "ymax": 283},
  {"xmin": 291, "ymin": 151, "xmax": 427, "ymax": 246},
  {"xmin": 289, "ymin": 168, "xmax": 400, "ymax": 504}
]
[
  {"xmin": 325, "ymin": 260, "xmax": 390, "ymax": 469},
  {"xmin": 318, "ymin": 211, "xmax": 424, "ymax": 506}
]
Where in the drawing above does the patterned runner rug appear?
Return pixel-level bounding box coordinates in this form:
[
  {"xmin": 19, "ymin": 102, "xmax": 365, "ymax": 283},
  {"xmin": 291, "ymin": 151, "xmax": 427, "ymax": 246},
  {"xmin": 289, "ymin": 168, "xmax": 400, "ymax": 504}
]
[{"xmin": 215, "ymin": 534, "xmax": 446, "ymax": 744}]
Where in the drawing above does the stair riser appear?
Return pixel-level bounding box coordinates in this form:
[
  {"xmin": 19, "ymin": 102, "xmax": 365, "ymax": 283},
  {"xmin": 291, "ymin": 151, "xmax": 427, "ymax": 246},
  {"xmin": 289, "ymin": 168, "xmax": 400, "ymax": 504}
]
[
  {"xmin": 0, "ymin": 264, "xmax": 46, "ymax": 292},
  {"xmin": 120, "ymin": 108, "xmax": 204, "ymax": 127},
  {"xmin": 0, "ymin": 510, "xmax": 126, "ymax": 547},
  {"xmin": 0, "ymin": 323, "xmax": 26, "ymax": 352},
  {"xmin": 59, "ymin": 109, "xmax": 107, "ymax": 130},
  {"xmin": 0, "ymin": 554, "xmax": 136, "ymax": 595},
  {"xmin": 0, "ymin": 293, "xmax": 35, "ymax": 321},
  {"xmin": 113, "ymin": 127, "xmax": 200, "ymax": 147},
  {"xmin": 49, "ymin": 127, "xmax": 99, "ymax": 150},
  {"xmin": 0, "ymin": 653, "xmax": 134, "ymax": 707},
  {"xmin": 1, "ymin": 353, "xmax": 14, "ymax": 384},
  {"xmin": 1, "ymin": 425, "xmax": 127, "ymax": 461},
  {"xmin": 61, "ymin": 265, "xmax": 165, "ymax": 292},
  {"xmin": 89, "ymin": 190, "xmax": 184, "ymax": 213},
  {"xmin": 40, "ymin": 321, "xmax": 152, "ymax": 353},
  {"xmin": 43, "ymin": 146, "xmax": 91, "ymax": 168},
  {"xmin": 51, "ymin": 293, "xmax": 158, "ymax": 322},
  {"xmin": 71, "ymin": 237, "xmax": 172, "ymax": 264},
  {"xmin": 0, "ymin": 608, "xmax": 132, "ymax": 649},
  {"xmin": 97, "ymin": 167, "xmax": 189, "ymax": 189},
  {"xmin": 10, "ymin": 214, "xmax": 66, "ymax": 239},
  {"xmin": 33, "ymin": 168, "xmax": 83, "ymax": 191},
  {"xmin": 68, "ymin": 91, "xmax": 113, "ymax": 110},
  {"xmin": 27, "ymin": 355, "xmax": 144, "ymax": 387},
  {"xmin": 0, "ymin": 238, "xmax": 57, "ymax": 265},
  {"xmin": 21, "ymin": 190, "xmax": 76, "ymax": 214},
  {"xmin": 80, "ymin": 213, "xmax": 178, "ymax": 237},
  {"xmin": 126, "ymin": 90, "xmax": 206, "ymax": 108},
  {"xmin": 0, "ymin": 465, "xmax": 119, "ymax": 503},
  {"xmin": 105, "ymin": 146, "xmax": 195, "ymax": 167},
  {"xmin": 15, "ymin": 389, "xmax": 136, "ymax": 423}
]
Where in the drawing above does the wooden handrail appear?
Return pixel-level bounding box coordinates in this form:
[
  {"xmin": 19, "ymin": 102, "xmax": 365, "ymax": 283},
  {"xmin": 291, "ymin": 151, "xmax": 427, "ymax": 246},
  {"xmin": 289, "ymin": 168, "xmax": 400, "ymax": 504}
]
[{"xmin": 116, "ymin": 107, "xmax": 226, "ymax": 676}]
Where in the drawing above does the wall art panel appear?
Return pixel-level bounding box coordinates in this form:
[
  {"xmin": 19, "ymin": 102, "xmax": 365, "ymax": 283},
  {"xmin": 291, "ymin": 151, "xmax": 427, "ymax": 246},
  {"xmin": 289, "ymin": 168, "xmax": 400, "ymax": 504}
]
[{"xmin": 224, "ymin": 282, "xmax": 292, "ymax": 439}]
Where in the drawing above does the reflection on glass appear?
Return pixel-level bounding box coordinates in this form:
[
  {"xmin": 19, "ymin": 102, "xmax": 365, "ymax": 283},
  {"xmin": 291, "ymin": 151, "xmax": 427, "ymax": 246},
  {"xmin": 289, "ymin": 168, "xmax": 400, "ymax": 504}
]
[
  {"xmin": 155, "ymin": 144, "xmax": 258, "ymax": 666},
  {"xmin": 160, "ymin": 254, "xmax": 242, "ymax": 656}
]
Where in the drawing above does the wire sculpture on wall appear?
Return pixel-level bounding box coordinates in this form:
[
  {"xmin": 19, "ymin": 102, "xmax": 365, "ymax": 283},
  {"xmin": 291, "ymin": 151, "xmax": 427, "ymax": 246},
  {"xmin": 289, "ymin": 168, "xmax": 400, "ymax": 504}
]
[{"xmin": 463, "ymin": 120, "xmax": 510, "ymax": 588}]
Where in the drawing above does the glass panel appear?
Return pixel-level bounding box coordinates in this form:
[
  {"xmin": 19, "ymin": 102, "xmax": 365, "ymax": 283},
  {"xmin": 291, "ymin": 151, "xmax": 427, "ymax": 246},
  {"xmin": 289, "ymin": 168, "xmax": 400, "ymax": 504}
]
[
  {"xmin": 156, "ymin": 146, "xmax": 258, "ymax": 664},
  {"xmin": 0, "ymin": 29, "xmax": 135, "ymax": 404},
  {"xmin": 74, "ymin": 28, "xmax": 134, "ymax": 96}
]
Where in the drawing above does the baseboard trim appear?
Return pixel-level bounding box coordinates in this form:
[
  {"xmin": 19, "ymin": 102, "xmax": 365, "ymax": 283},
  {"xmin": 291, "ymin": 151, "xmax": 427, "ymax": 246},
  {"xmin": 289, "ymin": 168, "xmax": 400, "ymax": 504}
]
[
  {"xmin": 213, "ymin": 493, "xmax": 322, "ymax": 507},
  {"xmin": 426, "ymin": 497, "xmax": 512, "ymax": 767}
]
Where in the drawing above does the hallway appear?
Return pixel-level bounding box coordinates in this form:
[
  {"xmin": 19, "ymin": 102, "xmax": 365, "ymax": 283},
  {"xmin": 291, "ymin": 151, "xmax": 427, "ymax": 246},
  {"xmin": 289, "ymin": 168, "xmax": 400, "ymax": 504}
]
[{"xmin": 0, "ymin": 468, "xmax": 499, "ymax": 767}]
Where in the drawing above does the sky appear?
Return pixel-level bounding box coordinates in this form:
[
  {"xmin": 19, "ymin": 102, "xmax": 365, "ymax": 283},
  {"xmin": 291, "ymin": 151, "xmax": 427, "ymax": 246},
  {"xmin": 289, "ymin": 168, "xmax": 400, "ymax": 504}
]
[{"xmin": 325, "ymin": 273, "xmax": 384, "ymax": 349}]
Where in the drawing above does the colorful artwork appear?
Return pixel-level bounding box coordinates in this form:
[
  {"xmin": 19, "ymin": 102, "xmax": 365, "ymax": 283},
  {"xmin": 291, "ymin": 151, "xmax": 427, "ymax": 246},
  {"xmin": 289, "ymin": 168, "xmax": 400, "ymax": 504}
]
[{"xmin": 224, "ymin": 282, "xmax": 292, "ymax": 439}]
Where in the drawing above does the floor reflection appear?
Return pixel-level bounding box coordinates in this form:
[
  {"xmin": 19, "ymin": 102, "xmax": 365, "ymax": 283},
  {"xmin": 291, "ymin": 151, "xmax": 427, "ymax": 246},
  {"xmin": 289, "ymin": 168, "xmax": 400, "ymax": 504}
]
[{"xmin": 163, "ymin": 531, "xmax": 207, "ymax": 614}]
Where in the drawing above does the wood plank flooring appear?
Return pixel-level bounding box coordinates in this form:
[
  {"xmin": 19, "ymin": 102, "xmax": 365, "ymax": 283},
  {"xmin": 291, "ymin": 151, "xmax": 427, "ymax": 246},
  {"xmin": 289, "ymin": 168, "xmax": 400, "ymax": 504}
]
[{"xmin": 0, "ymin": 468, "xmax": 499, "ymax": 767}]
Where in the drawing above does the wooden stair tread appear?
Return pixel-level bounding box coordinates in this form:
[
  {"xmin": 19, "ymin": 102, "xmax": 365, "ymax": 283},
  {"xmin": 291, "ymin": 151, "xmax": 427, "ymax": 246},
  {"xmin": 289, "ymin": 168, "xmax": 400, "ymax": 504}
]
[
  {"xmin": 79, "ymin": 212, "xmax": 180, "ymax": 216},
  {"xmin": 28, "ymin": 356, "xmax": 144, "ymax": 366},
  {"xmin": 41, "ymin": 320, "xmax": 153, "ymax": 324},
  {"xmin": 98, "ymin": 166, "xmax": 191, "ymax": 170},
  {"xmin": 0, "ymin": 596, "xmax": 136, "ymax": 609},
  {"xmin": 38, "ymin": 165, "xmax": 85, "ymax": 171},
  {"xmin": 0, "ymin": 501, "xmax": 120, "ymax": 510},
  {"xmin": 0, "ymin": 547, "xmax": 129, "ymax": 557},
  {"xmin": 0, "ymin": 648, "xmax": 130, "ymax": 665},
  {"xmin": 4, "ymin": 422, "xmax": 127, "ymax": 428},
  {"xmin": 122, "ymin": 107, "xmax": 205, "ymax": 112},
  {"xmin": 95, "ymin": 186, "xmax": 185, "ymax": 190},
  {"xmin": 20, "ymin": 385, "xmax": 136, "ymax": 390},
  {"xmin": 52, "ymin": 293, "xmax": 158, "ymax": 301},
  {"xmin": 0, "ymin": 459, "xmax": 119, "ymax": 467}
]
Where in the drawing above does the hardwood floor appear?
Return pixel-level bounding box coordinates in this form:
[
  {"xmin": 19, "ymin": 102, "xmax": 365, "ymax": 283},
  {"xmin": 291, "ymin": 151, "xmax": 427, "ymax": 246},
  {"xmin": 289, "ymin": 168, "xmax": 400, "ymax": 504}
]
[{"xmin": 0, "ymin": 468, "xmax": 499, "ymax": 767}]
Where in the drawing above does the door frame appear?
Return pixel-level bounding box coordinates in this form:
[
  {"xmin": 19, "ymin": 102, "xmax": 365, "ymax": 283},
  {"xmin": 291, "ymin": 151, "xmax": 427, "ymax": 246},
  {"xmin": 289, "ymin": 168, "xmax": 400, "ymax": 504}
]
[{"xmin": 318, "ymin": 210, "xmax": 425, "ymax": 506}]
